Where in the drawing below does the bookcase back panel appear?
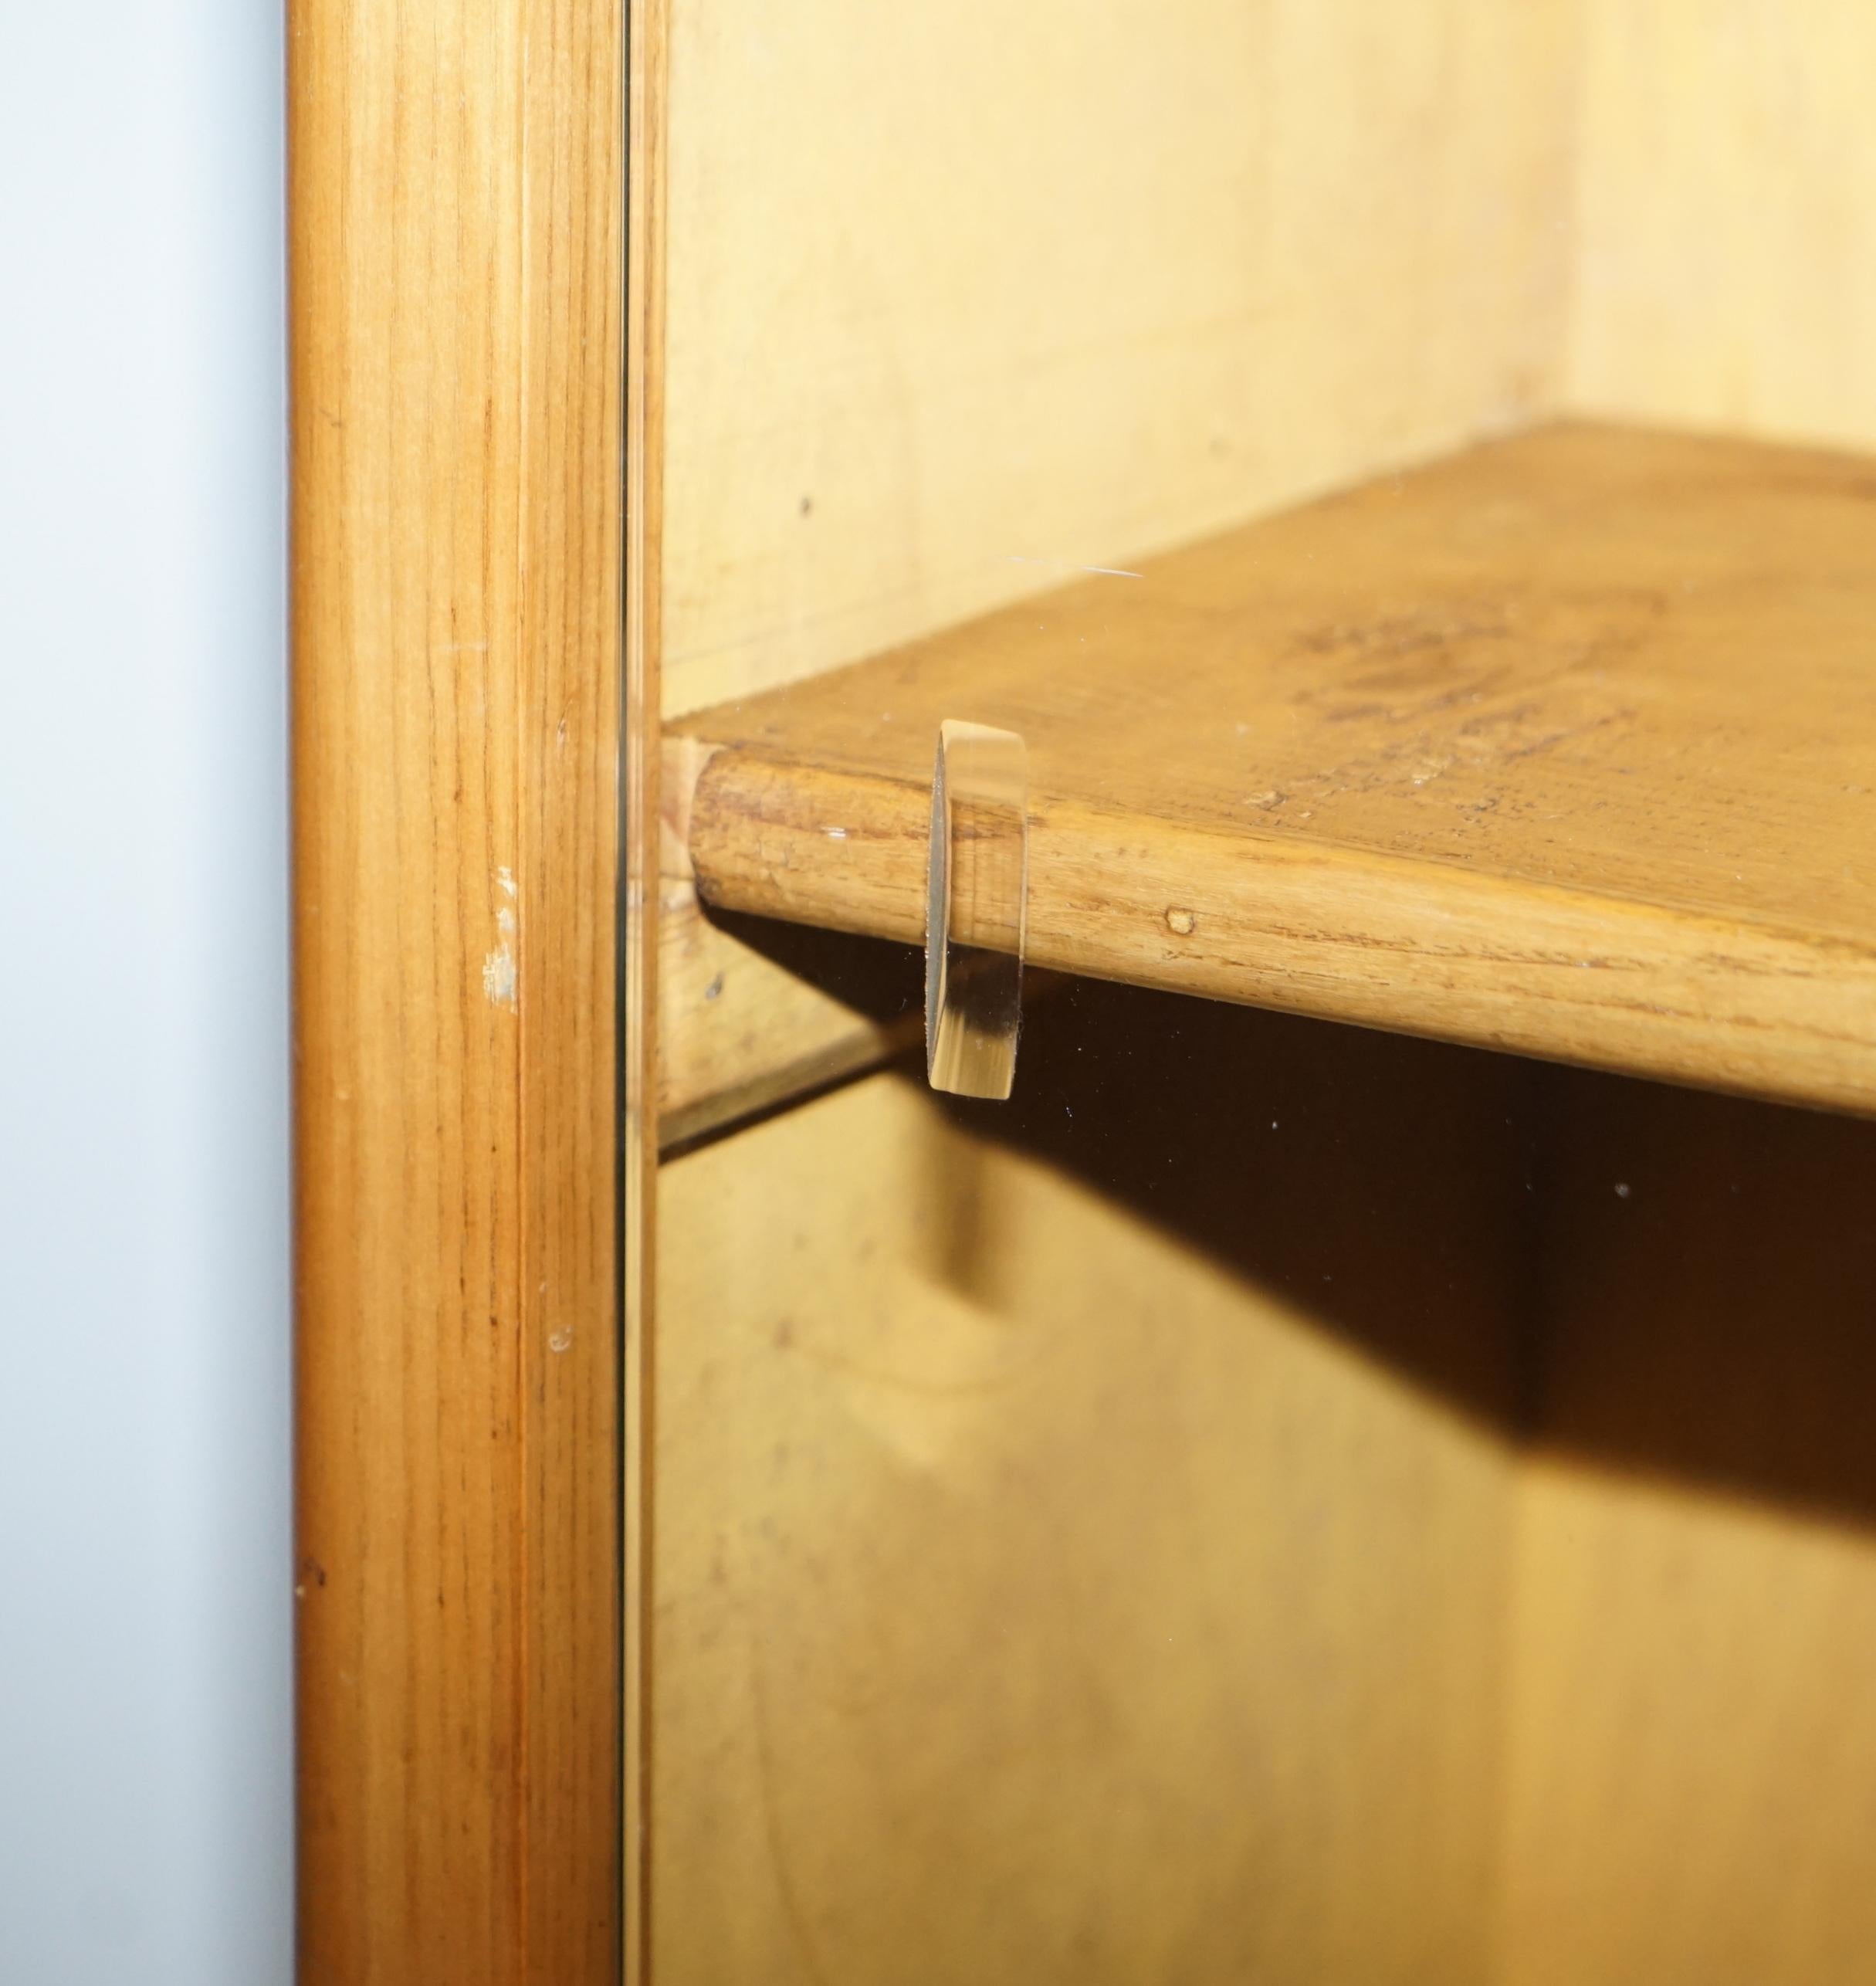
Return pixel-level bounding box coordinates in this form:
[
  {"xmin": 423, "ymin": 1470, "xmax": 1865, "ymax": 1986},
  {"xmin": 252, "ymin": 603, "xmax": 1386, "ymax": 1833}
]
[
  {"xmin": 655, "ymin": 994, "xmax": 1531, "ymax": 1984},
  {"xmin": 662, "ymin": 0, "xmax": 1577, "ymax": 716}
]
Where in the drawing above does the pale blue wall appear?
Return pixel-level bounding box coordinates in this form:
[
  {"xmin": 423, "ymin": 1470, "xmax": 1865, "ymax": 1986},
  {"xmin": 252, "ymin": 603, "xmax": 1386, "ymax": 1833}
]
[{"xmin": 0, "ymin": 5, "xmax": 293, "ymax": 1980}]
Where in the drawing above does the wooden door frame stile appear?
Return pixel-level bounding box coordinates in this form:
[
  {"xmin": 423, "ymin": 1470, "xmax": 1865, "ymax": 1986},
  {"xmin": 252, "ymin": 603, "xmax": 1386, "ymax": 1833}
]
[
  {"xmin": 624, "ymin": 0, "xmax": 667, "ymax": 1980},
  {"xmin": 291, "ymin": 0, "xmax": 630, "ymax": 1977}
]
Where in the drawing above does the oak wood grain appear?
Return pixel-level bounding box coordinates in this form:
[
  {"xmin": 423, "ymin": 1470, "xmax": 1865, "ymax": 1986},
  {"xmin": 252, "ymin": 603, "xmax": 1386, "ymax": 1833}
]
[
  {"xmin": 674, "ymin": 424, "xmax": 1876, "ymax": 1116},
  {"xmin": 291, "ymin": 0, "xmax": 621, "ymax": 1977}
]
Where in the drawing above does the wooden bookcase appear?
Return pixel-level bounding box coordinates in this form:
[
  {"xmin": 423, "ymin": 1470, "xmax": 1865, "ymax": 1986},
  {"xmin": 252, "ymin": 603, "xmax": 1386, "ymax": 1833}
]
[{"xmin": 291, "ymin": 2, "xmax": 1876, "ymax": 1981}]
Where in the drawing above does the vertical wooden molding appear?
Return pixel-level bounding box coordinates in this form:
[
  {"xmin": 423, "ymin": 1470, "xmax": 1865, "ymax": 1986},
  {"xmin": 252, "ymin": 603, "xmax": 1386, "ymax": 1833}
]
[
  {"xmin": 290, "ymin": 0, "xmax": 623, "ymax": 1978},
  {"xmin": 622, "ymin": 0, "xmax": 668, "ymax": 1980},
  {"xmin": 519, "ymin": 0, "xmax": 626, "ymax": 1979}
]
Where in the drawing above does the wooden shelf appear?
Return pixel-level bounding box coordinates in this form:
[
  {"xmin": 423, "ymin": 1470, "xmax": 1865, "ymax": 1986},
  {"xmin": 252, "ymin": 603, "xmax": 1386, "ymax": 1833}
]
[{"xmin": 669, "ymin": 423, "xmax": 1876, "ymax": 1116}]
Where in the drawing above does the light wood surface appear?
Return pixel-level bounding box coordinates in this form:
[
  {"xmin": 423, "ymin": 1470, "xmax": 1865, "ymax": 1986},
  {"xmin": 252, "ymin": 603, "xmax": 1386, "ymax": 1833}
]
[
  {"xmin": 625, "ymin": 0, "xmax": 670, "ymax": 1977},
  {"xmin": 655, "ymin": 995, "xmax": 1876, "ymax": 1983},
  {"xmin": 645, "ymin": 12, "xmax": 1876, "ymax": 1978},
  {"xmin": 1503, "ymin": 1072, "xmax": 1876, "ymax": 1985},
  {"xmin": 660, "ymin": 0, "xmax": 1576, "ymax": 717},
  {"xmin": 657, "ymin": 741, "xmax": 920, "ymax": 1146},
  {"xmin": 655, "ymin": 989, "xmax": 1532, "ymax": 1985},
  {"xmin": 660, "ymin": 0, "xmax": 1876, "ymax": 721},
  {"xmin": 675, "ymin": 424, "xmax": 1876, "ymax": 1115},
  {"xmin": 291, "ymin": 0, "xmax": 621, "ymax": 1977},
  {"xmin": 1569, "ymin": 0, "xmax": 1876, "ymax": 454},
  {"xmin": 656, "ymin": 883, "xmax": 920, "ymax": 1149},
  {"xmin": 1506, "ymin": 1473, "xmax": 1876, "ymax": 1986}
]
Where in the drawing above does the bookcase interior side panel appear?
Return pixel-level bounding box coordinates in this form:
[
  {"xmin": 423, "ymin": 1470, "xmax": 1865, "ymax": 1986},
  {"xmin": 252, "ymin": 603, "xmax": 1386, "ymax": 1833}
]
[
  {"xmin": 1503, "ymin": 1075, "xmax": 1876, "ymax": 1986},
  {"xmin": 654, "ymin": 994, "xmax": 1534, "ymax": 1984},
  {"xmin": 661, "ymin": 0, "xmax": 1579, "ymax": 717},
  {"xmin": 1567, "ymin": 0, "xmax": 1876, "ymax": 451}
]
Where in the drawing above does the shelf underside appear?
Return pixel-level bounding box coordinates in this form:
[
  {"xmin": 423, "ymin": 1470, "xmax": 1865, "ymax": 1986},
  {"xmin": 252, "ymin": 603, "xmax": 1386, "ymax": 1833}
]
[{"xmin": 671, "ymin": 423, "xmax": 1876, "ymax": 1116}]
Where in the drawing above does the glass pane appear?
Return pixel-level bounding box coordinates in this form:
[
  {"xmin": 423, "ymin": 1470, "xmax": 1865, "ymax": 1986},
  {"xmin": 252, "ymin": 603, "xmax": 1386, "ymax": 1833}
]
[{"xmin": 638, "ymin": 6, "xmax": 1876, "ymax": 1980}]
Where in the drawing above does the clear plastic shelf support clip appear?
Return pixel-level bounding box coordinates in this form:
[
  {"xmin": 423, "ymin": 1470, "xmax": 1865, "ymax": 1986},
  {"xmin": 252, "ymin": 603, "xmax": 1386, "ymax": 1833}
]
[{"xmin": 926, "ymin": 719, "xmax": 1029, "ymax": 1100}]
